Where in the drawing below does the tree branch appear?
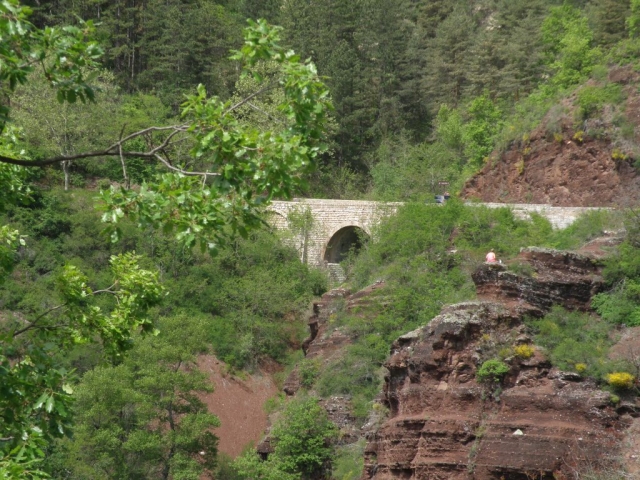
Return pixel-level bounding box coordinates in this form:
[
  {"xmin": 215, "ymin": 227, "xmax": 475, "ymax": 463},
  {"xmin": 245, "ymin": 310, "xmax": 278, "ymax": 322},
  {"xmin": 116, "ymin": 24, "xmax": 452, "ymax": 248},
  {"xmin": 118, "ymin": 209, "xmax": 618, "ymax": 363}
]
[
  {"xmin": 13, "ymin": 303, "xmax": 68, "ymax": 337},
  {"xmin": 153, "ymin": 153, "xmax": 219, "ymax": 178},
  {"xmin": 0, "ymin": 81, "xmax": 279, "ymax": 175},
  {"xmin": 0, "ymin": 124, "xmax": 190, "ymax": 168},
  {"xmin": 224, "ymin": 81, "xmax": 279, "ymax": 115}
]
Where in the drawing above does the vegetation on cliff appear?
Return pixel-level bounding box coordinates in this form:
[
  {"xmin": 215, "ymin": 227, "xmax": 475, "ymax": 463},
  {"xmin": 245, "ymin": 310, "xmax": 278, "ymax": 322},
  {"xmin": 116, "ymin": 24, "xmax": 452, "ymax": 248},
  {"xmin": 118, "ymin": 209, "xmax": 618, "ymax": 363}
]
[{"xmin": 3, "ymin": 0, "xmax": 640, "ymax": 478}]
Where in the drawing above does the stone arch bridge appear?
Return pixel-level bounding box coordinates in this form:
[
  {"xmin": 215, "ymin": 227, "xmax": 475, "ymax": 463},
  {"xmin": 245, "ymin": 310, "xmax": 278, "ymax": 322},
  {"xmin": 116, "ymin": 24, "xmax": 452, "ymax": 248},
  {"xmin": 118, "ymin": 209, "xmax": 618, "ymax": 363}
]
[{"xmin": 268, "ymin": 199, "xmax": 605, "ymax": 269}]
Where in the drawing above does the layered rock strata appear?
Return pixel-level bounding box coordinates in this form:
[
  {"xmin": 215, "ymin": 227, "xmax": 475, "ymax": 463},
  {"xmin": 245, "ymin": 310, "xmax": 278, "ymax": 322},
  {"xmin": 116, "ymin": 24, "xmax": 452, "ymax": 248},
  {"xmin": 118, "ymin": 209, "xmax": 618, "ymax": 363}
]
[
  {"xmin": 363, "ymin": 248, "xmax": 630, "ymax": 480},
  {"xmin": 473, "ymin": 247, "xmax": 604, "ymax": 313}
]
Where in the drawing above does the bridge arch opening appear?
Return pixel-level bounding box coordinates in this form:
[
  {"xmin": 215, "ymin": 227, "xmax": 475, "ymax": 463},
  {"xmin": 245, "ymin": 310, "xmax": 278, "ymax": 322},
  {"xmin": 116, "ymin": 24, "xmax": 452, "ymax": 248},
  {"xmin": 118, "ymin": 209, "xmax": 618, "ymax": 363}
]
[{"xmin": 323, "ymin": 226, "xmax": 368, "ymax": 264}]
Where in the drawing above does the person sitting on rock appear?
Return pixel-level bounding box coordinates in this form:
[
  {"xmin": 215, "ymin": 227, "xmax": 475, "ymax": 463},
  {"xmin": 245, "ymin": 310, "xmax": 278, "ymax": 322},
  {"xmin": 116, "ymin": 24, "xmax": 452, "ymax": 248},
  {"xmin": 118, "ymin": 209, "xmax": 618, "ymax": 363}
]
[{"xmin": 486, "ymin": 249, "xmax": 496, "ymax": 263}]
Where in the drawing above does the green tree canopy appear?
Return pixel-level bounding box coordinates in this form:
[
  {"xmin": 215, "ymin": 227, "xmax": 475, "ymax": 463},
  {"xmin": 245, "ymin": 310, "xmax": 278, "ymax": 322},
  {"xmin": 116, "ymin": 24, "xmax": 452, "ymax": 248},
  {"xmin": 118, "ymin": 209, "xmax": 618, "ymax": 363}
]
[{"xmin": 0, "ymin": 6, "xmax": 332, "ymax": 477}]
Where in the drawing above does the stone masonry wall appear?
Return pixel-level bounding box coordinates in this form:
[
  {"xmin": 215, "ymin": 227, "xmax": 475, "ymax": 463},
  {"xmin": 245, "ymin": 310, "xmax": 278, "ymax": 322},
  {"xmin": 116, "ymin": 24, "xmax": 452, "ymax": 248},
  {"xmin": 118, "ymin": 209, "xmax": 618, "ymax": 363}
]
[
  {"xmin": 268, "ymin": 200, "xmax": 610, "ymax": 267},
  {"xmin": 269, "ymin": 199, "xmax": 400, "ymax": 267},
  {"xmin": 478, "ymin": 203, "xmax": 607, "ymax": 230}
]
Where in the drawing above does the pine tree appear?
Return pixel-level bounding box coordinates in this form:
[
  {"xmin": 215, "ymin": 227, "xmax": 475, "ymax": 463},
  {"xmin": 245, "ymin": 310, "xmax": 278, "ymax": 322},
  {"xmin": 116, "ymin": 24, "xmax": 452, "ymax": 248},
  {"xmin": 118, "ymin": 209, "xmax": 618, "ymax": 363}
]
[
  {"xmin": 587, "ymin": 0, "xmax": 630, "ymax": 46},
  {"xmin": 489, "ymin": 0, "xmax": 551, "ymax": 99},
  {"xmin": 422, "ymin": 4, "xmax": 478, "ymax": 110}
]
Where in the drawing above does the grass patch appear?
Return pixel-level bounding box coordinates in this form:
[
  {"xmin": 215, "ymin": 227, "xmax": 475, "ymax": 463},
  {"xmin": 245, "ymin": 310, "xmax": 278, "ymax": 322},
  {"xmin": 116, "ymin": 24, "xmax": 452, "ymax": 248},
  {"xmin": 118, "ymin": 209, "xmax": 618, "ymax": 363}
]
[
  {"xmin": 576, "ymin": 84, "xmax": 624, "ymax": 120},
  {"xmin": 526, "ymin": 307, "xmax": 626, "ymax": 379}
]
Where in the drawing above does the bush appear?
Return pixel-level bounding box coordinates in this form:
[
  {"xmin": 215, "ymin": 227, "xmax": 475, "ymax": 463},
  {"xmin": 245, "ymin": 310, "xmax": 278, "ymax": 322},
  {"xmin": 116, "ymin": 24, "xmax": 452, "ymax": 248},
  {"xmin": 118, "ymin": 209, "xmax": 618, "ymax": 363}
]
[
  {"xmin": 593, "ymin": 241, "xmax": 640, "ymax": 327},
  {"xmin": 476, "ymin": 359, "xmax": 510, "ymax": 383},
  {"xmin": 514, "ymin": 344, "xmax": 535, "ymax": 359},
  {"xmin": 527, "ymin": 307, "xmax": 615, "ymax": 377},
  {"xmin": 576, "ymin": 84, "xmax": 624, "ymax": 119},
  {"xmin": 298, "ymin": 358, "xmax": 321, "ymax": 389},
  {"xmin": 606, "ymin": 372, "xmax": 636, "ymax": 390},
  {"xmin": 270, "ymin": 396, "xmax": 338, "ymax": 477}
]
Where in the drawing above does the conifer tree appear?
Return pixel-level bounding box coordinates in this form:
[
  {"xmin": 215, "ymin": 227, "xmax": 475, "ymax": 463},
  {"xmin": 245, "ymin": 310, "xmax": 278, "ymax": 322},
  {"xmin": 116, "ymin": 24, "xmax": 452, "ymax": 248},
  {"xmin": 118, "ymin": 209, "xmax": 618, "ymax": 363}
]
[
  {"xmin": 422, "ymin": 4, "xmax": 478, "ymax": 109},
  {"xmin": 587, "ymin": 0, "xmax": 630, "ymax": 46}
]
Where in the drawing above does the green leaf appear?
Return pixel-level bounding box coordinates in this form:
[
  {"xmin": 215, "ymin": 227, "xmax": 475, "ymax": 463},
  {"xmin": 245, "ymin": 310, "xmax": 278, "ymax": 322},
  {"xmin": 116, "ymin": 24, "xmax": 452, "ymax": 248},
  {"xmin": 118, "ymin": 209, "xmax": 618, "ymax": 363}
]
[
  {"xmin": 45, "ymin": 395, "xmax": 54, "ymax": 413},
  {"xmin": 34, "ymin": 393, "xmax": 48, "ymax": 410}
]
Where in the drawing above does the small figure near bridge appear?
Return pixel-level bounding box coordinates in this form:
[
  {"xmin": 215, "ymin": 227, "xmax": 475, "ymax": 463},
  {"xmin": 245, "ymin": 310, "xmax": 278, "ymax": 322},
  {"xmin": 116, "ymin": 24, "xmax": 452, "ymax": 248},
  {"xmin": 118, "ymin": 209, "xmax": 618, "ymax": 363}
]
[{"xmin": 486, "ymin": 249, "xmax": 497, "ymax": 263}]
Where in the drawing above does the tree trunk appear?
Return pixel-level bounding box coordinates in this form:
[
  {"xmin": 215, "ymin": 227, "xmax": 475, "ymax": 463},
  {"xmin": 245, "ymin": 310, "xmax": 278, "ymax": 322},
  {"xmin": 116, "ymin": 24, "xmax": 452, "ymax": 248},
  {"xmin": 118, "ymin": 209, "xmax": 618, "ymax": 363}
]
[{"xmin": 62, "ymin": 160, "xmax": 70, "ymax": 191}]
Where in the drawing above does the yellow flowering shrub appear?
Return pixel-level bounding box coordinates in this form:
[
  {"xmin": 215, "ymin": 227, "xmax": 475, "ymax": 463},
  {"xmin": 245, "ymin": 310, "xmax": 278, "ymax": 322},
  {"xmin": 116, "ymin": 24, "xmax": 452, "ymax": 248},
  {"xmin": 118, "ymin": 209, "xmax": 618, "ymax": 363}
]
[
  {"xmin": 606, "ymin": 372, "xmax": 635, "ymax": 390},
  {"xmin": 514, "ymin": 344, "xmax": 535, "ymax": 359},
  {"xmin": 575, "ymin": 363, "xmax": 587, "ymax": 373}
]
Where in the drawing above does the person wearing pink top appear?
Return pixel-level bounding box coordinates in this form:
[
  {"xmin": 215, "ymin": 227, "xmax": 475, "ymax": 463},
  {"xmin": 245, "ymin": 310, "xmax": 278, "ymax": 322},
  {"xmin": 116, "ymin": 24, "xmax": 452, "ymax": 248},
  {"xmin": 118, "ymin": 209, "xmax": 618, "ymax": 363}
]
[{"xmin": 486, "ymin": 249, "xmax": 496, "ymax": 263}]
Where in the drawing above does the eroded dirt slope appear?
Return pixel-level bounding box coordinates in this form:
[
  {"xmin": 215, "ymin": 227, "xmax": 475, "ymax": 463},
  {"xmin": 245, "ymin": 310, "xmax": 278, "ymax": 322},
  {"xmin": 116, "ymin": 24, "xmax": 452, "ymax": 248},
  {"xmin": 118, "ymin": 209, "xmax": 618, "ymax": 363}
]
[
  {"xmin": 197, "ymin": 356, "xmax": 279, "ymax": 458},
  {"xmin": 462, "ymin": 67, "xmax": 640, "ymax": 207}
]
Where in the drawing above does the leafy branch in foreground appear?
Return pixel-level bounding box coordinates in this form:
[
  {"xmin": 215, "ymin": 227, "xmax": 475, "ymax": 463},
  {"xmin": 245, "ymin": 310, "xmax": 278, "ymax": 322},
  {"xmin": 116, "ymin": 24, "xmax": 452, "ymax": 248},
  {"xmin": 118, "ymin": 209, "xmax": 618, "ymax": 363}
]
[
  {"xmin": 0, "ymin": 0, "xmax": 103, "ymax": 129},
  {"xmin": 0, "ymin": 251, "xmax": 163, "ymax": 478},
  {"xmin": 99, "ymin": 20, "xmax": 331, "ymax": 252},
  {"xmin": 0, "ymin": 17, "xmax": 332, "ymax": 253}
]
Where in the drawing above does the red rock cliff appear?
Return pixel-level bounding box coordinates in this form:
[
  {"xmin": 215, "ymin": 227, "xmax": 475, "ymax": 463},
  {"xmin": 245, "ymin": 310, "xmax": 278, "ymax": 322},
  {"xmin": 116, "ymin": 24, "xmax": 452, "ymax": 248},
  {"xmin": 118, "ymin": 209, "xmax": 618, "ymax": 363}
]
[{"xmin": 363, "ymin": 247, "xmax": 632, "ymax": 480}]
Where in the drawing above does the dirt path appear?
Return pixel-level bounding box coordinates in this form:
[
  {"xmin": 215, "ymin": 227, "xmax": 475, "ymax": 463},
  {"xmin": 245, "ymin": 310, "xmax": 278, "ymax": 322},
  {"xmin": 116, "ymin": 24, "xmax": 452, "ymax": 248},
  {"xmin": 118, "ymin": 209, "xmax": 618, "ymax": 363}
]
[{"xmin": 197, "ymin": 355, "xmax": 279, "ymax": 458}]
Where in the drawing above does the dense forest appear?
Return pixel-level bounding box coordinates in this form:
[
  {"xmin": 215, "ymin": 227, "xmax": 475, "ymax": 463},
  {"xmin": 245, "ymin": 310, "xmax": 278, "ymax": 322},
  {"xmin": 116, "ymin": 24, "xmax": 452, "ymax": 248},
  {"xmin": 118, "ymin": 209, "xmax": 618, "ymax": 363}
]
[
  {"xmin": 18, "ymin": 0, "xmax": 640, "ymax": 197},
  {"xmin": 2, "ymin": 0, "xmax": 640, "ymax": 479}
]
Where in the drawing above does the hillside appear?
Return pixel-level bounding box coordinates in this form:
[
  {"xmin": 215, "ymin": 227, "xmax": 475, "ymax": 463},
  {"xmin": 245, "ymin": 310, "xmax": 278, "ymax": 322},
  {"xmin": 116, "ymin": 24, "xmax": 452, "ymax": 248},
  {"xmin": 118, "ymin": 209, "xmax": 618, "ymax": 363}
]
[
  {"xmin": 463, "ymin": 66, "xmax": 640, "ymax": 207},
  {"xmin": 265, "ymin": 235, "xmax": 640, "ymax": 479},
  {"xmin": 364, "ymin": 245, "xmax": 639, "ymax": 479},
  {"xmin": 5, "ymin": 1, "xmax": 640, "ymax": 479}
]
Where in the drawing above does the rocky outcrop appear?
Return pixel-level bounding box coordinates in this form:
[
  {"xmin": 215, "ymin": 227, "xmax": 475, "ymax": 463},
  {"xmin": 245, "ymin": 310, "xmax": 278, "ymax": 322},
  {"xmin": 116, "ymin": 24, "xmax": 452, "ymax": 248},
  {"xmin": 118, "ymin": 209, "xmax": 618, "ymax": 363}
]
[
  {"xmin": 473, "ymin": 248, "xmax": 604, "ymax": 314},
  {"xmin": 285, "ymin": 282, "xmax": 387, "ymax": 396},
  {"xmin": 363, "ymin": 247, "xmax": 631, "ymax": 480},
  {"xmin": 260, "ymin": 282, "xmax": 387, "ymax": 456}
]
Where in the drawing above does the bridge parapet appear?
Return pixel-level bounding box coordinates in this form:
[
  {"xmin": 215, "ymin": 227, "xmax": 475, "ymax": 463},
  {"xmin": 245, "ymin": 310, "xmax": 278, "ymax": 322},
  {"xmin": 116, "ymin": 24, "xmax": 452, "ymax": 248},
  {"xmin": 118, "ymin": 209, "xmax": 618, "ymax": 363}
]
[
  {"xmin": 268, "ymin": 199, "xmax": 610, "ymax": 267},
  {"xmin": 476, "ymin": 203, "xmax": 607, "ymax": 229}
]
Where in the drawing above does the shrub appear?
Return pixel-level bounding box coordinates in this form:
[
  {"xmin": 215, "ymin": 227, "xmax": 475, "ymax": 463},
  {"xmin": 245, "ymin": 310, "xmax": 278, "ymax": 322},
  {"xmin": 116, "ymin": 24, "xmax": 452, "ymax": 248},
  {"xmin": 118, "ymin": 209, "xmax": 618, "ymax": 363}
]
[
  {"xmin": 527, "ymin": 307, "xmax": 614, "ymax": 377},
  {"xmin": 270, "ymin": 396, "xmax": 338, "ymax": 477},
  {"xmin": 573, "ymin": 130, "xmax": 584, "ymax": 143},
  {"xmin": 606, "ymin": 372, "xmax": 636, "ymax": 390},
  {"xmin": 514, "ymin": 344, "xmax": 535, "ymax": 359},
  {"xmin": 611, "ymin": 148, "xmax": 629, "ymax": 162},
  {"xmin": 298, "ymin": 359, "xmax": 321, "ymax": 389},
  {"xmin": 498, "ymin": 347, "xmax": 513, "ymax": 359},
  {"xmin": 575, "ymin": 363, "xmax": 587, "ymax": 373},
  {"xmin": 592, "ymin": 284, "xmax": 640, "ymax": 327},
  {"xmin": 576, "ymin": 84, "xmax": 623, "ymax": 119},
  {"xmin": 476, "ymin": 359, "xmax": 510, "ymax": 383}
]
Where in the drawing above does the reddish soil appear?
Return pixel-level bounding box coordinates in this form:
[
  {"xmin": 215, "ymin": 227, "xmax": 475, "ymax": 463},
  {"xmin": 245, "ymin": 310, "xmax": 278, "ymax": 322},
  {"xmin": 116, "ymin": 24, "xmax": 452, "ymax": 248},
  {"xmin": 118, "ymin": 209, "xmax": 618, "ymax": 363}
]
[
  {"xmin": 621, "ymin": 418, "xmax": 640, "ymax": 478},
  {"xmin": 462, "ymin": 67, "xmax": 640, "ymax": 207},
  {"xmin": 197, "ymin": 355, "xmax": 279, "ymax": 458}
]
